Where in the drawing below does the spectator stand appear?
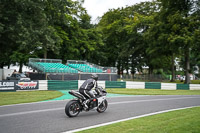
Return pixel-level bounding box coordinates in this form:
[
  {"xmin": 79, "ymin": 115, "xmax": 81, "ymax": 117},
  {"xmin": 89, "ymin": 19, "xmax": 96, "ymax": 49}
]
[
  {"xmin": 67, "ymin": 60, "xmax": 117, "ymax": 74},
  {"xmin": 28, "ymin": 58, "xmax": 118, "ymax": 81},
  {"xmin": 29, "ymin": 58, "xmax": 78, "ymax": 74}
]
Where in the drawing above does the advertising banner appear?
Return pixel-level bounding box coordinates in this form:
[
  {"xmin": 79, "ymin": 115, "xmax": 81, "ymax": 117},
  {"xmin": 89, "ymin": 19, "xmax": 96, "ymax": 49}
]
[
  {"xmin": 16, "ymin": 80, "xmax": 39, "ymax": 90},
  {"xmin": 0, "ymin": 80, "xmax": 16, "ymax": 91}
]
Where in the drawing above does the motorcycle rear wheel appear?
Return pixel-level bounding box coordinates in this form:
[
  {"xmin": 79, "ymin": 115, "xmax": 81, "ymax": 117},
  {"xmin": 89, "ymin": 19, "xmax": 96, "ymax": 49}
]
[
  {"xmin": 65, "ymin": 100, "xmax": 81, "ymax": 117},
  {"xmin": 97, "ymin": 99, "xmax": 108, "ymax": 113}
]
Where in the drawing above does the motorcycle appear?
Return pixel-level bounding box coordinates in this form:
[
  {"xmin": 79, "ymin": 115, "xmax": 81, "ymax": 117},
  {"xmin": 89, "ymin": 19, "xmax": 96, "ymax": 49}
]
[{"xmin": 65, "ymin": 86, "xmax": 108, "ymax": 117}]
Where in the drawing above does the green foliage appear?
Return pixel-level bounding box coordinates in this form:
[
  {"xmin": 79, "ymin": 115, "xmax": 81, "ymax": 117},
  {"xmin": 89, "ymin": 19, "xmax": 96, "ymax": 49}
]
[
  {"xmin": 0, "ymin": 0, "xmax": 199, "ymax": 79},
  {"xmin": 98, "ymin": 1, "xmax": 162, "ymax": 74},
  {"xmin": 0, "ymin": 0, "xmax": 103, "ymax": 70}
]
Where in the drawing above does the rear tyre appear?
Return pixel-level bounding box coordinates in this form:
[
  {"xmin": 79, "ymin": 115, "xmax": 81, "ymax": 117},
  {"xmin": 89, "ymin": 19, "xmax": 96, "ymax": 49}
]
[
  {"xmin": 65, "ymin": 100, "xmax": 81, "ymax": 117},
  {"xmin": 97, "ymin": 99, "xmax": 108, "ymax": 113}
]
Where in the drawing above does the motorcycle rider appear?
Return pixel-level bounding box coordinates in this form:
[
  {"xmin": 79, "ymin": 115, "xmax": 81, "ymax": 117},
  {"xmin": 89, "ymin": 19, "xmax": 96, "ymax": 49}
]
[{"xmin": 79, "ymin": 73, "xmax": 98, "ymax": 109}]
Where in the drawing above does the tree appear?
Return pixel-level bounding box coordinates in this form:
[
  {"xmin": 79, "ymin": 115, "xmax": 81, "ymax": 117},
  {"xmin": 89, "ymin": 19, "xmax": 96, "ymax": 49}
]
[
  {"xmin": 0, "ymin": 0, "xmax": 91, "ymax": 71},
  {"xmin": 159, "ymin": 0, "xmax": 200, "ymax": 83},
  {"xmin": 0, "ymin": 0, "xmax": 41, "ymax": 71},
  {"xmin": 98, "ymin": 1, "xmax": 161, "ymax": 75}
]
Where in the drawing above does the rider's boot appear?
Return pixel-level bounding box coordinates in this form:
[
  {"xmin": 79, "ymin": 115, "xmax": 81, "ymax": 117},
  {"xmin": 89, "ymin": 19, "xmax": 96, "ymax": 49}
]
[{"xmin": 83, "ymin": 99, "xmax": 89, "ymax": 110}]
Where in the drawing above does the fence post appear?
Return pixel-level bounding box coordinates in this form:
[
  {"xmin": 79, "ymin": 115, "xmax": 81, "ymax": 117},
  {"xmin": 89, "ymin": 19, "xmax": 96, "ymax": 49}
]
[
  {"xmin": 79, "ymin": 73, "xmax": 81, "ymax": 80},
  {"xmin": 62, "ymin": 74, "xmax": 64, "ymax": 81}
]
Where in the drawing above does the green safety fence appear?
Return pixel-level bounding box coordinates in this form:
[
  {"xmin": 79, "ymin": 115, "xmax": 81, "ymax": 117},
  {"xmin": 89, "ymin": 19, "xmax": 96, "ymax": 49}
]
[
  {"xmin": 45, "ymin": 80, "xmax": 194, "ymax": 91},
  {"xmin": 48, "ymin": 80, "xmax": 78, "ymax": 90},
  {"xmin": 145, "ymin": 82, "xmax": 161, "ymax": 89},
  {"xmin": 106, "ymin": 81, "xmax": 126, "ymax": 88},
  {"xmin": 176, "ymin": 84, "xmax": 189, "ymax": 90}
]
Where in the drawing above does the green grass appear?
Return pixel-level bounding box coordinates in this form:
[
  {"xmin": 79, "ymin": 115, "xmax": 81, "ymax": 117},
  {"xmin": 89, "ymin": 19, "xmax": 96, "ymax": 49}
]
[
  {"xmin": 163, "ymin": 80, "xmax": 200, "ymax": 84},
  {"xmin": 191, "ymin": 80, "xmax": 200, "ymax": 84},
  {"xmin": 163, "ymin": 80, "xmax": 184, "ymax": 84},
  {"xmin": 1, "ymin": 89, "xmax": 199, "ymax": 106},
  {"xmin": 117, "ymin": 79, "xmax": 200, "ymax": 84},
  {"xmin": 78, "ymin": 106, "xmax": 200, "ymax": 133},
  {"xmin": 107, "ymin": 88, "xmax": 200, "ymax": 95},
  {"xmin": 0, "ymin": 90, "xmax": 63, "ymax": 106}
]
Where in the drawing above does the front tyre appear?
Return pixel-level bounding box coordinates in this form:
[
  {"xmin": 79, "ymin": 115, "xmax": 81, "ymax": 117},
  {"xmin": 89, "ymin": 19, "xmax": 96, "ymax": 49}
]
[
  {"xmin": 97, "ymin": 99, "xmax": 108, "ymax": 113},
  {"xmin": 65, "ymin": 100, "xmax": 81, "ymax": 117}
]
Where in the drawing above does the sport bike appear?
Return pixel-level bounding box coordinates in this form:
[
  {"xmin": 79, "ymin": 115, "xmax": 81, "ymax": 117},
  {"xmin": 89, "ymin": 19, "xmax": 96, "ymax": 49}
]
[{"xmin": 65, "ymin": 86, "xmax": 108, "ymax": 117}]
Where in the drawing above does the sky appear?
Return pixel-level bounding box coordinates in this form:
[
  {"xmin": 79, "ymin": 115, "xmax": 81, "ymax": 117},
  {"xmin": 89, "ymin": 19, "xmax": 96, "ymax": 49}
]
[{"xmin": 82, "ymin": 0, "xmax": 150, "ymax": 23}]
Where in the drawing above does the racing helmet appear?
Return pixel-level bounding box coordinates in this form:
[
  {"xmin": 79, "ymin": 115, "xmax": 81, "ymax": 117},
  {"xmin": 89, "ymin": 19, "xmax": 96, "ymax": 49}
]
[{"xmin": 91, "ymin": 73, "xmax": 98, "ymax": 80}]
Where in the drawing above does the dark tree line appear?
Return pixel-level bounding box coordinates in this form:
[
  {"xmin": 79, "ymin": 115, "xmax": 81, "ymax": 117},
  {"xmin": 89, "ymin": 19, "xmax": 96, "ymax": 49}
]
[
  {"xmin": 0, "ymin": 0, "xmax": 103, "ymax": 71},
  {"xmin": 97, "ymin": 0, "xmax": 200, "ymax": 83},
  {"xmin": 0, "ymin": 0, "xmax": 199, "ymax": 83}
]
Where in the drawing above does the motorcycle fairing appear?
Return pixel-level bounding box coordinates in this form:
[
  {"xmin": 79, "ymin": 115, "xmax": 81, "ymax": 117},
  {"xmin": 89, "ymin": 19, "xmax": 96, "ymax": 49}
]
[
  {"xmin": 69, "ymin": 90, "xmax": 86, "ymax": 100},
  {"xmin": 97, "ymin": 96, "xmax": 106, "ymax": 107}
]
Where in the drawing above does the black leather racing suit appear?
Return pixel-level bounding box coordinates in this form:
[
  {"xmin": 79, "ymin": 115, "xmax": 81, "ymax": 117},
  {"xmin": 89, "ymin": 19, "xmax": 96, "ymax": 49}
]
[{"xmin": 79, "ymin": 78, "xmax": 98, "ymax": 99}]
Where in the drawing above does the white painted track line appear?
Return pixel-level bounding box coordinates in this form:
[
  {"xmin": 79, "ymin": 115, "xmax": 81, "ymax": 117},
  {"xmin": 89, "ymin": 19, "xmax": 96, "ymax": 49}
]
[
  {"xmin": 64, "ymin": 106, "xmax": 199, "ymax": 133},
  {"xmin": 0, "ymin": 96, "xmax": 200, "ymax": 118}
]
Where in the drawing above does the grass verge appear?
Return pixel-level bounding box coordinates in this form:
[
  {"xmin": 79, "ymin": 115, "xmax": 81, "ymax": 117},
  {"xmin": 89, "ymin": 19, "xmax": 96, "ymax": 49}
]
[
  {"xmin": 79, "ymin": 89, "xmax": 199, "ymax": 133},
  {"xmin": 163, "ymin": 80, "xmax": 200, "ymax": 84},
  {"xmin": 117, "ymin": 79, "xmax": 200, "ymax": 84},
  {"xmin": 107, "ymin": 88, "xmax": 200, "ymax": 95},
  {"xmin": 0, "ymin": 90, "xmax": 63, "ymax": 106},
  {"xmin": 78, "ymin": 106, "xmax": 200, "ymax": 133}
]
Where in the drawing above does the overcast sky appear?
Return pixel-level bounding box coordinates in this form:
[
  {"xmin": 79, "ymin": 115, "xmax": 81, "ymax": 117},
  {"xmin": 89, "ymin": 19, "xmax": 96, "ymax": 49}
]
[{"xmin": 82, "ymin": 0, "xmax": 150, "ymax": 23}]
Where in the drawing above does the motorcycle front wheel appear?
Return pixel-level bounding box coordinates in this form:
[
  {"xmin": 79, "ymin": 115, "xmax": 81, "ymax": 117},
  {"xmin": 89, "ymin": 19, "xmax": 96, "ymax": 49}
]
[
  {"xmin": 97, "ymin": 99, "xmax": 108, "ymax": 113},
  {"xmin": 65, "ymin": 100, "xmax": 81, "ymax": 117}
]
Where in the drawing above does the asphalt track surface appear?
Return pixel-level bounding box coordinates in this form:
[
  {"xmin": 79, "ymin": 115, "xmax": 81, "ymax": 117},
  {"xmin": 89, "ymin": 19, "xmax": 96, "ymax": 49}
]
[{"xmin": 0, "ymin": 95, "xmax": 200, "ymax": 133}]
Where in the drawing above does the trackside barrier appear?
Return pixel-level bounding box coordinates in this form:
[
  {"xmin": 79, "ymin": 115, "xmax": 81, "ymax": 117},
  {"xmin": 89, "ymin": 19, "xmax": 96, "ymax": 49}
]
[
  {"xmin": 78, "ymin": 80, "xmax": 106, "ymax": 89},
  {"xmin": 126, "ymin": 81, "xmax": 145, "ymax": 89},
  {"xmin": 161, "ymin": 83, "xmax": 176, "ymax": 90},
  {"xmin": 97, "ymin": 81, "xmax": 106, "ymax": 88},
  {"xmin": 2, "ymin": 80, "xmax": 198, "ymax": 91},
  {"xmin": 0, "ymin": 80, "xmax": 16, "ymax": 91},
  {"xmin": 48, "ymin": 80, "xmax": 78, "ymax": 90},
  {"xmin": 39, "ymin": 80, "xmax": 48, "ymax": 90},
  {"xmin": 145, "ymin": 82, "xmax": 161, "ymax": 89},
  {"xmin": 0, "ymin": 80, "xmax": 39, "ymax": 91},
  {"xmin": 190, "ymin": 84, "xmax": 200, "ymax": 90},
  {"xmin": 78, "ymin": 80, "xmax": 85, "ymax": 89},
  {"xmin": 177, "ymin": 84, "xmax": 189, "ymax": 90},
  {"xmin": 44, "ymin": 81, "xmax": 199, "ymax": 90},
  {"xmin": 106, "ymin": 81, "xmax": 126, "ymax": 88}
]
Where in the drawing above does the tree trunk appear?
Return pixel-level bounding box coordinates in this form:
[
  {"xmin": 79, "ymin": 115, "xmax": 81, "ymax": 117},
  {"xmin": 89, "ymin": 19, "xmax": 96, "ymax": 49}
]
[
  {"xmin": 199, "ymin": 65, "xmax": 200, "ymax": 78},
  {"xmin": 131, "ymin": 66, "xmax": 135, "ymax": 74},
  {"xmin": 170, "ymin": 54, "xmax": 175, "ymax": 82},
  {"xmin": 19, "ymin": 61, "xmax": 23, "ymax": 73},
  {"xmin": 7, "ymin": 62, "xmax": 11, "ymax": 69},
  {"xmin": 0, "ymin": 63, "xmax": 4, "ymax": 68},
  {"xmin": 117, "ymin": 60, "xmax": 121, "ymax": 75},
  {"xmin": 121, "ymin": 64, "xmax": 124, "ymax": 75},
  {"xmin": 184, "ymin": 48, "xmax": 190, "ymax": 84},
  {"xmin": 126, "ymin": 58, "xmax": 129, "ymax": 74},
  {"xmin": 148, "ymin": 65, "xmax": 153, "ymax": 80},
  {"xmin": 44, "ymin": 50, "xmax": 47, "ymax": 59},
  {"xmin": 131, "ymin": 56, "xmax": 135, "ymax": 74}
]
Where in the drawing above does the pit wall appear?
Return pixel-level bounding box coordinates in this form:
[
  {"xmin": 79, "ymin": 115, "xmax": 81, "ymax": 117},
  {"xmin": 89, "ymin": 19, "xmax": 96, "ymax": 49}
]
[{"xmin": 1, "ymin": 80, "xmax": 199, "ymax": 91}]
